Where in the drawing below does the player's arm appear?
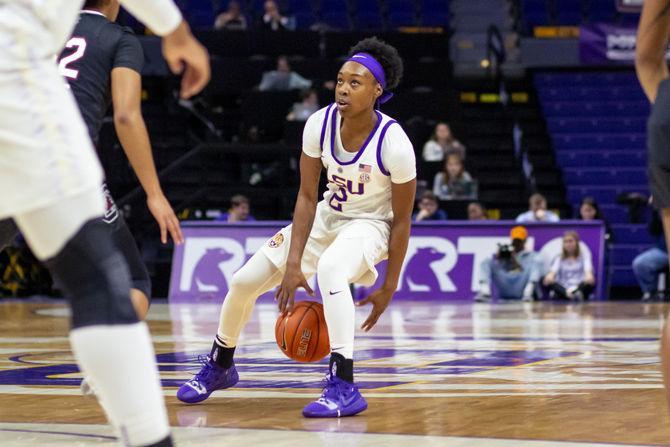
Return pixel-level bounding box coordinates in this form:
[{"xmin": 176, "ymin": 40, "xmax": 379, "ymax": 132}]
[
  {"xmin": 111, "ymin": 67, "xmax": 183, "ymax": 245},
  {"xmin": 636, "ymin": 0, "xmax": 670, "ymax": 102},
  {"xmin": 276, "ymin": 153, "xmax": 322, "ymax": 314},
  {"xmin": 119, "ymin": 0, "xmax": 210, "ymax": 98},
  {"xmin": 358, "ymin": 179, "xmax": 416, "ymax": 332}
]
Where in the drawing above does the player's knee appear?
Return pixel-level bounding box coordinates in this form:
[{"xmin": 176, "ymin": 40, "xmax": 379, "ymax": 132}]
[
  {"xmin": 229, "ymin": 267, "xmax": 260, "ymax": 295},
  {"xmin": 132, "ymin": 266, "xmax": 152, "ymax": 306},
  {"xmin": 316, "ymin": 254, "xmax": 340, "ymax": 279},
  {"xmin": 45, "ymin": 219, "xmax": 138, "ymax": 329}
]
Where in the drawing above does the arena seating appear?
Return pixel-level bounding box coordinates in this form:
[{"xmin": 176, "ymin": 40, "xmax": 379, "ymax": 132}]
[{"xmin": 535, "ymin": 70, "xmax": 651, "ymax": 288}]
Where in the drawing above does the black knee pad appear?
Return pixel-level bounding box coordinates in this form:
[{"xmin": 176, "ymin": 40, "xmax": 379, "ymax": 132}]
[
  {"xmin": 108, "ymin": 214, "xmax": 152, "ymax": 303},
  {"xmin": 0, "ymin": 219, "xmax": 19, "ymax": 251},
  {"xmin": 45, "ymin": 219, "xmax": 138, "ymax": 329}
]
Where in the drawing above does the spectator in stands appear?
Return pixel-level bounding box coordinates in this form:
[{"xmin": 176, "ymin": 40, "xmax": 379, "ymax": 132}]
[
  {"xmin": 422, "ymin": 122, "xmax": 465, "ymax": 162},
  {"xmin": 261, "ymin": 0, "xmax": 289, "ymax": 31},
  {"xmin": 578, "ymin": 196, "xmax": 612, "ymax": 242},
  {"xmin": 214, "ymin": 1, "xmax": 247, "ymax": 31},
  {"xmin": 433, "ymin": 153, "xmax": 477, "ymax": 200},
  {"xmin": 217, "ymin": 195, "xmax": 256, "ymax": 223},
  {"xmin": 259, "ymin": 56, "xmax": 312, "ymax": 92},
  {"xmin": 286, "ymin": 89, "xmax": 319, "ymax": 121},
  {"xmin": 543, "ymin": 231, "xmax": 595, "ymax": 301},
  {"xmin": 468, "ymin": 202, "xmax": 487, "ymax": 220},
  {"xmin": 413, "ymin": 191, "xmax": 448, "ymax": 222},
  {"xmin": 516, "ymin": 193, "xmax": 560, "ymax": 223},
  {"xmin": 476, "ymin": 226, "xmax": 540, "ymax": 302},
  {"xmin": 632, "ymin": 211, "xmax": 668, "ymax": 301}
]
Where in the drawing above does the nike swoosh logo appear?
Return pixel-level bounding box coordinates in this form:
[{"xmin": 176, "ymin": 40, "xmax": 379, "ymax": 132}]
[
  {"xmin": 352, "ymin": 55, "xmax": 366, "ymax": 59},
  {"xmin": 317, "ymin": 398, "xmax": 340, "ymax": 411},
  {"xmin": 329, "ymin": 290, "xmax": 342, "ymax": 296},
  {"xmin": 187, "ymin": 381, "xmax": 207, "ymax": 395}
]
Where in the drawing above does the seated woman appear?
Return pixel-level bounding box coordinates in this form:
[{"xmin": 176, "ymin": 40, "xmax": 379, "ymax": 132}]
[
  {"xmin": 543, "ymin": 231, "xmax": 595, "ymax": 301},
  {"xmin": 422, "ymin": 122, "xmax": 465, "ymax": 162},
  {"xmin": 578, "ymin": 196, "xmax": 613, "ymax": 243},
  {"xmin": 432, "ymin": 153, "xmax": 477, "ymax": 200}
]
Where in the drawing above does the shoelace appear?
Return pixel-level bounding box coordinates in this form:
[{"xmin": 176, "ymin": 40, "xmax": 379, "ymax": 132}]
[
  {"xmin": 319, "ymin": 374, "xmax": 349, "ymax": 401},
  {"xmin": 192, "ymin": 354, "xmax": 216, "ymax": 384}
]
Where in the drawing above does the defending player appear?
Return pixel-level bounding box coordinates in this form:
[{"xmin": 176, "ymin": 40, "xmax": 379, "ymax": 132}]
[
  {"xmin": 177, "ymin": 37, "xmax": 417, "ymax": 418},
  {"xmin": 0, "ymin": 0, "xmax": 184, "ymax": 319},
  {"xmin": 58, "ymin": 0, "xmax": 185, "ymax": 318},
  {"xmin": 0, "ymin": 1, "xmax": 209, "ymax": 445},
  {"xmin": 636, "ymin": 0, "xmax": 670, "ymax": 409}
]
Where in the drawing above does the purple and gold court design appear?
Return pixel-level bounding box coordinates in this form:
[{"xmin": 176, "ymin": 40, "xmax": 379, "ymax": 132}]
[{"xmin": 0, "ymin": 299, "xmax": 668, "ymax": 446}]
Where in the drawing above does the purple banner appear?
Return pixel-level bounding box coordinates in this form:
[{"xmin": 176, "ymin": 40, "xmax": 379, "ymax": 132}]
[
  {"xmin": 169, "ymin": 221, "xmax": 605, "ymax": 303},
  {"xmin": 579, "ymin": 23, "xmax": 637, "ymax": 65}
]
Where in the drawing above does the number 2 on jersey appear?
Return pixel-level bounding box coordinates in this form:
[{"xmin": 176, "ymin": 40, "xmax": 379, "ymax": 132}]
[
  {"xmin": 328, "ymin": 174, "xmax": 364, "ymax": 212},
  {"xmin": 58, "ymin": 37, "xmax": 87, "ymax": 80}
]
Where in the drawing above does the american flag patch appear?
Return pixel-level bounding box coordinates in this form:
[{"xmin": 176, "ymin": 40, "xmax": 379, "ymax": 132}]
[{"xmin": 359, "ymin": 163, "xmax": 372, "ymax": 173}]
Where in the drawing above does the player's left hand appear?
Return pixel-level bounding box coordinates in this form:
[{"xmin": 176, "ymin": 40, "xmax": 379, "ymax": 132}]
[
  {"xmin": 357, "ymin": 287, "xmax": 394, "ymax": 332},
  {"xmin": 147, "ymin": 194, "xmax": 184, "ymax": 245}
]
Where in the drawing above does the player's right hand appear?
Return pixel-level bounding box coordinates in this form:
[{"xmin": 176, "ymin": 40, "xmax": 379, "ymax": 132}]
[
  {"xmin": 162, "ymin": 21, "xmax": 210, "ymax": 99},
  {"xmin": 147, "ymin": 194, "xmax": 183, "ymax": 245},
  {"xmin": 276, "ymin": 267, "xmax": 314, "ymax": 315}
]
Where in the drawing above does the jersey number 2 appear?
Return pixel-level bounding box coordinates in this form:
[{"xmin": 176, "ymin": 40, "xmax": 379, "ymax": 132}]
[{"xmin": 58, "ymin": 37, "xmax": 87, "ymax": 80}]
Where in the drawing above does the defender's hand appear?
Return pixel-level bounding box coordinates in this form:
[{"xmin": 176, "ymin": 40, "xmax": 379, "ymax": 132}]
[
  {"xmin": 162, "ymin": 21, "xmax": 210, "ymax": 99},
  {"xmin": 147, "ymin": 194, "xmax": 183, "ymax": 245},
  {"xmin": 276, "ymin": 267, "xmax": 314, "ymax": 314},
  {"xmin": 356, "ymin": 287, "xmax": 394, "ymax": 332}
]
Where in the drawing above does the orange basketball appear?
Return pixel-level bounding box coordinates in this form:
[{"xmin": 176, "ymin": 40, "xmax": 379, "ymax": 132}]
[{"xmin": 275, "ymin": 301, "xmax": 330, "ymax": 363}]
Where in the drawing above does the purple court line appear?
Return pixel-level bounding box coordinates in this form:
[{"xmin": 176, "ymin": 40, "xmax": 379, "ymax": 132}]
[
  {"xmin": 290, "ymin": 426, "xmax": 664, "ymax": 447},
  {"xmin": 0, "ymin": 427, "xmax": 116, "ymax": 441},
  {"xmin": 157, "ymin": 425, "xmax": 665, "ymax": 447},
  {"xmin": 361, "ymin": 336, "xmax": 659, "ymax": 342}
]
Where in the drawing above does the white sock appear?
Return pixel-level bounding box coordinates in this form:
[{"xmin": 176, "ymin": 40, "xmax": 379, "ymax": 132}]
[
  {"xmin": 69, "ymin": 322, "xmax": 170, "ymax": 446},
  {"xmin": 318, "ymin": 270, "xmax": 355, "ymax": 359}
]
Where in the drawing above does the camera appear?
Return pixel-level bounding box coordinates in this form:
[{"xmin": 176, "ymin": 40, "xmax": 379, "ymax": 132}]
[{"xmin": 497, "ymin": 243, "xmax": 513, "ymax": 259}]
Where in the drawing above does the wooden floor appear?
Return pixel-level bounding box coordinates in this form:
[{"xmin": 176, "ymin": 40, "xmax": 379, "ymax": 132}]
[{"xmin": 0, "ymin": 298, "xmax": 669, "ymax": 446}]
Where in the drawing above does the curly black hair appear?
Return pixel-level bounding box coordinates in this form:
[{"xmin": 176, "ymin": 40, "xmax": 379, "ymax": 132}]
[{"xmin": 348, "ymin": 37, "xmax": 403, "ymax": 91}]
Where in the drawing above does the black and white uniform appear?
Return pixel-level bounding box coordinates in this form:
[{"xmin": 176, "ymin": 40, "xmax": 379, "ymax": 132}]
[
  {"xmin": 0, "ymin": 0, "xmax": 180, "ymax": 261},
  {"xmin": 0, "ymin": 10, "xmax": 151, "ymax": 297},
  {"xmin": 59, "ymin": 10, "xmax": 151, "ymax": 297}
]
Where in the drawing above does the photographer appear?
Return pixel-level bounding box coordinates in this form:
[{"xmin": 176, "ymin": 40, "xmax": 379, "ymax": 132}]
[{"xmin": 476, "ymin": 226, "xmax": 540, "ymax": 302}]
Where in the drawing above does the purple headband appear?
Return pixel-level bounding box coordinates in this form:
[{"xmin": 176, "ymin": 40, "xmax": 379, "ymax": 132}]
[{"xmin": 346, "ymin": 52, "xmax": 394, "ymax": 105}]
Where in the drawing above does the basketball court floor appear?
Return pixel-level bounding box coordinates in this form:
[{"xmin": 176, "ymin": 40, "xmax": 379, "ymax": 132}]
[{"xmin": 1, "ymin": 298, "xmax": 669, "ymax": 446}]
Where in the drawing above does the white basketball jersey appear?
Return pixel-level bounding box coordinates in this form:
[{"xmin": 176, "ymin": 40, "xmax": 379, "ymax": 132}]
[{"xmin": 316, "ymin": 103, "xmax": 410, "ymax": 222}]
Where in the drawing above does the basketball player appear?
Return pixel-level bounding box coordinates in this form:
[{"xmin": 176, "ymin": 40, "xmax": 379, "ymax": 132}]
[
  {"xmin": 0, "ymin": 0, "xmax": 184, "ymax": 320},
  {"xmin": 177, "ymin": 37, "xmax": 416, "ymax": 418},
  {"xmin": 0, "ymin": 1, "xmax": 209, "ymax": 445},
  {"xmin": 637, "ymin": 0, "xmax": 670, "ymax": 408}
]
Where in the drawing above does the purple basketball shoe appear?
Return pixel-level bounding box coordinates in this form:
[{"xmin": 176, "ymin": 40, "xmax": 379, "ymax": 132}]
[
  {"xmin": 302, "ymin": 373, "xmax": 367, "ymax": 418},
  {"xmin": 177, "ymin": 355, "xmax": 238, "ymax": 404}
]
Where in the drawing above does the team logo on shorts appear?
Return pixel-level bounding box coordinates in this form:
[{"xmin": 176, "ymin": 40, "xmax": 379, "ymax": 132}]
[
  {"xmin": 268, "ymin": 233, "xmax": 284, "ymax": 248},
  {"xmin": 359, "ymin": 173, "xmax": 371, "ymax": 183},
  {"xmin": 101, "ymin": 183, "xmax": 119, "ymax": 224}
]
